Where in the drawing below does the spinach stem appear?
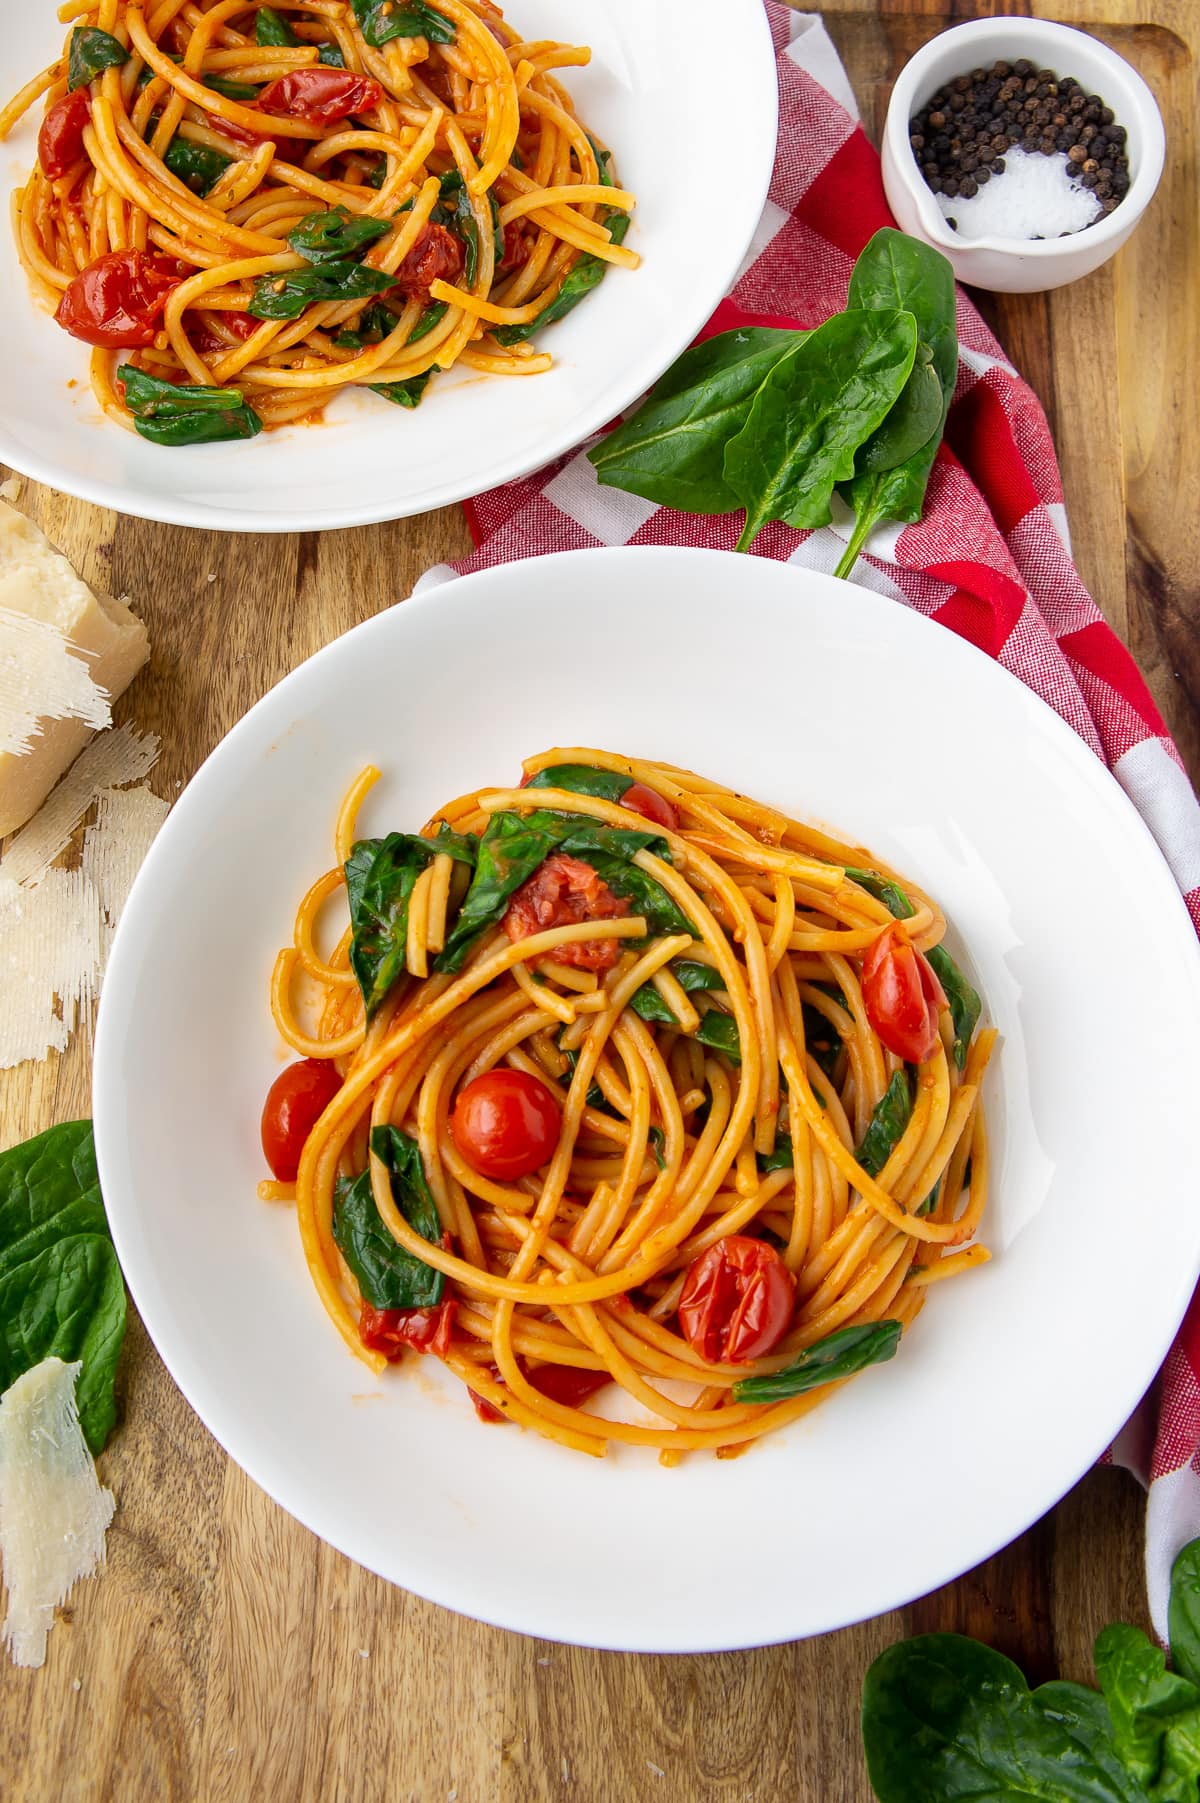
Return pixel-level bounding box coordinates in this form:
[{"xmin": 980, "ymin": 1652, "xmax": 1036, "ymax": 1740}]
[
  {"xmin": 733, "ymin": 515, "xmax": 758, "ymax": 554},
  {"xmin": 833, "ymin": 502, "xmax": 877, "ymax": 581}
]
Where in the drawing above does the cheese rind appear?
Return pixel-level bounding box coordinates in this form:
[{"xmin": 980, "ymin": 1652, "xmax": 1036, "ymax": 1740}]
[{"xmin": 0, "ymin": 502, "xmax": 149, "ymax": 838}]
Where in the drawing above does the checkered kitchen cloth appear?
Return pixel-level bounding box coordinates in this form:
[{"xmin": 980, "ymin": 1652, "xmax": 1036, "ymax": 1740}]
[{"xmin": 419, "ymin": 7, "xmax": 1200, "ymax": 1633}]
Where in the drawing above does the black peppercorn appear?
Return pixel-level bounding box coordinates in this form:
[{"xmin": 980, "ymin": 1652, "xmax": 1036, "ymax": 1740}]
[{"xmin": 959, "ymin": 176, "xmax": 978, "ymax": 197}]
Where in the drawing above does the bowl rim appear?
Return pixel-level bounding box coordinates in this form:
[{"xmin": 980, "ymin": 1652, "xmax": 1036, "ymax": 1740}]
[{"xmin": 883, "ymin": 16, "xmax": 1166, "ymax": 259}]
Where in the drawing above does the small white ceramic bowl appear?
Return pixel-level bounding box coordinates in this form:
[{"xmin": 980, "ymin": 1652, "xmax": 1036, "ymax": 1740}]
[{"xmin": 882, "ymin": 17, "xmax": 1165, "ymax": 293}]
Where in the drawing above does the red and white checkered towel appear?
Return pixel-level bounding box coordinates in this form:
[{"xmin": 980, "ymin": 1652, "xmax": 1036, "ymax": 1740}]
[{"xmin": 421, "ymin": 7, "xmax": 1200, "ymax": 1633}]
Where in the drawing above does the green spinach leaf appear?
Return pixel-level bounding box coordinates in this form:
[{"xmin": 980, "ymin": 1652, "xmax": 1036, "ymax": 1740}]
[
  {"xmin": 733, "ymin": 1319, "xmax": 901, "ymax": 1404},
  {"xmin": 163, "ymin": 136, "xmax": 232, "ymax": 197},
  {"xmin": 1169, "ymin": 1542, "xmax": 1200, "ymax": 1689},
  {"xmin": 68, "ymin": 26, "xmax": 129, "ymax": 90},
  {"xmin": 368, "ymin": 371, "xmax": 432, "ymax": 408},
  {"xmin": 926, "ymin": 946, "xmax": 982, "ymax": 1074},
  {"xmin": 493, "ymin": 212, "xmax": 630, "ymax": 346},
  {"xmin": 351, "ymin": 0, "xmax": 455, "ymax": 47},
  {"xmin": 346, "ymin": 830, "xmax": 477, "ymax": 1018},
  {"xmin": 117, "ymin": 364, "xmax": 262, "ymax": 446},
  {"xmin": 844, "ymin": 865, "xmax": 916, "ymax": 922},
  {"xmin": 319, "ymin": 41, "xmax": 346, "ymax": 65},
  {"xmin": 724, "ymin": 308, "xmax": 918, "ymax": 551},
  {"xmin": 255, "ymin": 5, "xmax": 298, "ymax": 44},
  {"xmin": 204, "ymin": 74, "xmax": 261, "ymax": 101},
  {"xmin": 332, "ymin": 1126, "xmax": 443, "ymax": 1310},
  {"xmin": 857, "ymin": 1070, "xmax": 912, "ymax": 1179},
  {"xmin": 1094, "ymin": 1625, "xmax": 1200, "ymax": 1788},
  {"xmin": 0, "ymin": 1122, "xmax": 108, "ymax": 1279},
  {"xmin": 287, "ymin": 206, "xmax": 391, "ymax": 264},
  {"xmin": 248, "ymin": 258, "xmax": 395, "ymax": 318},
  {"xmin": 852, "ymin": 342, "xmax": 943, "ymax": 476},
  {"xmin": 526, "ymin": 764, "xmax": 634, "ymax": 802}
]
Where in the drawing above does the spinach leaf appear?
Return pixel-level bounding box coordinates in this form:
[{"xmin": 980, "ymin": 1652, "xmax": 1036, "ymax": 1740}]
[
  {"xmin": 733, "ymin": 1319, "xmax": 901, "ymax": 1404},
  {"xmin": 695, "ymin": 1010, "xmax": 741, "ymax": 1063},
  {"xmin": 857, "ymin": 1070, "xmax": 912, "ymax": 1179},
  {"xmin": 0, "ymin": 1237, "xmax": 126, "ymax": 1455},
  {"xmin": 204, "ymin": 74, "xmax": 261, "ymax": 101},
  {"xmin": 68, "ymin": 26, "xmax": 129, "ymax": 90},
  {"xmin": 346, "ymin": 830, "xmax": 476, "ymax": 1018},
  {"xmin": 408, "ymin": 300, "xmax": 448, "ymax": 343},
  {"xmin": 493, "ymin": 212, "xmax": 631, "ymax": 346},
  {"xmin": 844, "ymin": 865, "xmax": 916, "ymax": 922},
  {"xmin": 163, "ymin": 136, "xmax": 232, "ymax": 198},
  {"xmin": 368, "ymin": 371, "xmax": 431, "ymax": 408},
  {"xmin": 862, "ymin": 1634, "xmax": 1143, "ymax": 1803},
  {"xmin": 725, "ymin": 308, "xmax": 918, "ymax": 551},
  {"xmin": 1170, "ymin": 1542, "xmax": 1200, "ymax": 1689},
  {"xmin": 926, "ymin": 946, "xmax": 982, "ymax": 1074},
  {"xmin": 526, "ymin": 764, "xmax": 634, "ymax": 802},
  {"xmin": 435, "ymin": 172, "xmax": 479, "ymax": 285},
  {"xmin": 255, "ymin": 5, "xmax": 298, "ymax": 44},
  {"xmin": 332, "ymin": 1127, "xmax": 443, "ymax": 1310},
  {"xmin": 759, "ymin": 1133, "xmax": 794, "ymax": 1174},
  {"xmin": 117, "ymin": 364, "xmax": 262, "ymax": 446},
  {"xmin": 628, "ymin": 960, "xmax": 739, "ymax": 1061},
  {"xmin": 0, "ymin": 1121, "xmax": 108, "ymax": 1279},
  {"xmin": 287, "ymin": 206, "xmax": 391, "ymax": 264},
  {"xmin": 318, "ymin": 42, "xmax": 346, "ymax": 65},
  {"xmin": 333, "ymin": 300, "xmax": 399, "ymax": 348},
  {"xmin": 588, "ymin": 329, "xmax": 805, "ymax": 514},
  {"xmin": 248, "ymin": 259, "xmax": 395, "ymax": 319},
  {"xmin": 835, "ymin": 229, "xmax": 958, "ymax": 580},
  {"xmin": 559, "ymin": 1044, "xmax": 604, "ymax": 1109},
  {"xmin": 1094, "ymin": 1624, "xmax": 1200, "ymax": 1789},
  {"xmin": 351, "ymin": 0, "xmax": 455, "ymax": 47},
  {"xmin": 435, "ymin": 810, "xmax": 679, "ymax": 974},
  {"xmin": 648, "ymin": 1126, "xmax": 666, "ymax": 1170},
  {"xmin": 853, "ymin": 341, "xmax": 942, "ymax": 476}
]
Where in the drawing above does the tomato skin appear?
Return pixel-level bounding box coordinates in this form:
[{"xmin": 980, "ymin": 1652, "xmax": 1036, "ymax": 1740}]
[
  {"xmin": 260, "ymin": 1057, "xmax": 343, "ymax": 1181},
  {"xmin": 55, "ymin": 249, "xmax": 188, "ymax": 347},
  {"xmin": 257, "ymin": 67, "xmax": 382, "ymax": 124},
  {"xmin": 861, "ymin": 924, "xmax": 947, "ymax": 1064},
  {"xmin": 468, "ymin": 1387, "xmax": 508, "ymax": 1423},
  {"xmin": 390, "ymin": 221, "xmax": 464, "ymax": 298},
  {"xmin": 619, "ymin": 781, "xmax": 678, "ymax": 833},
  {"xmin": 359, "ymin": 1298, "xmax": 456, "ymax": 1360},
  {"xmin": 677, "ymin": 1236, "xmax": 796, "ymax": 1365},
  {"xmin": 451, "ymin": 1068, "xmax": 562, "ymax": 1180},
  {"xmin": 38, "ymin": 90, "xmax": 91, "ymax": 180},
  {"xmin": 502, "ymin": 851, "xmax": 630, "ymax": 972},
  {"xmin": 526, "ymin": 1364, "xmax": 612, "ymax": 1408},
  {"xmin": 498, "ymin": 221, "xmax": 532, "ymax": 273},
  {"xmin": 188, "ymin": 310, "xmax": 258, "ymax": 353}
]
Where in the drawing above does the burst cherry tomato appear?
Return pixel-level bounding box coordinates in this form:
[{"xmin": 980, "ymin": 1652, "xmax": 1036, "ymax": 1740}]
[
  {"xmin": 860, "ymin": 923, "xmax": 947, "ymax": 1064},
  {"xmin": 469, "ymin": 1387, "xmax": 508, "ymax": 1423},
  {"xmin": 677, "ymin": 1236, "xmax": 796, "ymax": 1365},
  {"xmin": 260, "ymin": 1057, "xmax": 342, "ymax": 1181},
  {"xmin": 38, "ymin": 90, "xmax": 91, "ymax": 180},
  {"xmin": 390, "ymin": 221, "xmax": 465, "ymax": 297},
  {"xmin": 55, "ymin": 249, "xmax": 188, "ymax": 347},
  {"xmin": 257, "ymin": 67, "xmax": 383, "ymax": 124},
  {"xmin": 358, "ymin": 1298, "xmax": 456, "ymax": 1360},
  {"xmin": 188, "ymin": 310, "xmax": 259, "ymax": 353},
  {"xmin": 526, "ymin": 1364, "xmax": 612, "ymax": 1408},
  {"xmin": 451, "ymin": 1068, "xmax": 562, "ymax": 1180},
  {"xmin": 619, "ymin": 782, "xmax": 678, "ymax": 833},
  {"xmin": 503, "ymin": 852, "xmax": 629, "ymax": 972},
  {"xmin": 498, "ymin": 220, "xmax": 532, "ymax": 273}
]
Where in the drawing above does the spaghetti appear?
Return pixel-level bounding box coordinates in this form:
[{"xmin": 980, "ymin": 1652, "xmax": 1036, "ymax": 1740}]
[
  {"xmin": 1, "ymin": 1, "xmax": 637, "ymax": 443},
  {"xmin": 261, "ymin": 750, "xmax": 996, "ymax": 1461}
]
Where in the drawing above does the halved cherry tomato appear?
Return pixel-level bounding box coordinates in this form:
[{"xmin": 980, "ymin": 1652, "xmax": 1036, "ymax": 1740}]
[
  {"xmin": 257, "ymin": 67, "xmax": 383, "ymax": 124},
  {"xmin": 498, "ymin": 220, "xmax": 532, "ymax": 273},
  {"xmin": 358, "ymin": 1298, "xmax": 456, "ymax": 1360},
  {"xmin": 38, "ymin": 90, "xmax": 91, "ymax": 180},
  {"xmin": 526, "ymin": 1364, "xmax": 612, "ymax": 1408},
  {"xmin": 450, "ymin": 1068, "xmax": 561, "ymax": 1180},
  {"xmin": 390, "ymin": 221, "xmax": 464, "ymax": 298},
  {"xmin": 503, "ymin": 851, "xmax": 630, "ymax": 972},
  {"xmin": 677, "ymin": 1235, "xmax": 796, "ymax": 1364},
  {"xmin": 260, "ymin": 1056, "xmax": 342, "ymax": 1181},
  {"xmin": 469, "ymin": 1387, "xmax": 508, "ymax": 1423},
  {"xmin": 188, "ymin": 310, "xmax": 259, "ymax": 353},
  {"xmin": 55, "ymin": 249, "xmax": 188, "ymax": 347},
  {"xmin": 860, "ymin": 923, "xmax": 947, "ymax": 1065},
  {"xmin": 619, "ymin": 781, "xmax": 678, "ymax": 833}
]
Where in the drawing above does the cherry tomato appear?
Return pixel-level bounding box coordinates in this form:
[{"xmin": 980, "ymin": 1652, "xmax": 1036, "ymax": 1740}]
[
  {"xmin": 468, "ymin": 1387, "xmax": 508, "ymax": 1423},
  {"xmin": 257, "ymin": 67, "xmax": 383, "ymax": 124},
  {"xmin": 619, "ymin": 781, "xmax": 678, "ymax": 833},
  {"xmin": 860, "ymin": 924, "xmax": 947, "ymax": 1065},
  {"xmin": 390, "ymin": 221, "xmax": 464, "ymax": 298},
  {"xmin": 358, "ymin": 1298, "xmax": 456, "ymax": 1360},
  {"xmin": 498, "ymin": 221, "xmax": 532, "ymax": 273},
  {"xmin": 187, "ymin": 310, "xmax": 259, "ymax": 353},
  {"xmin": 38, "ymin": 90, "xmax": 91, "ymax": 180},
  {"xmin": 260, "ymin": 1057, "xmax": 342, "ymax": 1181},
  {"xmin": 55, "ymin": 249, "xmax": 188, "ymax": 347},
  {"xmin": 677, "ymin": 1235, "xmax": 796, "ymax": 1365},
  {"xmin": 526, "ymin": 1364, "xmax": 612, "ymax": 1408},
  {"xmin": 450, "ymin": 1068, "xmax": 561, "ymax": 1180},
  {"xmin": 503, "ymin": 851, "xmax": 629, "ymax": 972}
]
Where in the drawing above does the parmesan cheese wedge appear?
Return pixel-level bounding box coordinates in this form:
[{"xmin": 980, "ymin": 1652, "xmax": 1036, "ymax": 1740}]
[
  {"xmin": 0, "ymin": 1357, "xmax": 115, "ymax": 1669},
  {"xmin": 0, "ymin": 501, "xmax": 149, "ymax": 839}
]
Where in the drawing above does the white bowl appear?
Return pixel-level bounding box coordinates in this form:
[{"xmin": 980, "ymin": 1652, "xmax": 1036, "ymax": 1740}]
[{"xmin": 882, "ymin": 18, "xmax": 1165, "ymax": 293}]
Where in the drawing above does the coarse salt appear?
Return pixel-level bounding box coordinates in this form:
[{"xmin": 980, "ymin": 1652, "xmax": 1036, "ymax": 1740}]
[{"xmin": 937, "ymin": 146, "xmax": 1102, "ymax": 241}]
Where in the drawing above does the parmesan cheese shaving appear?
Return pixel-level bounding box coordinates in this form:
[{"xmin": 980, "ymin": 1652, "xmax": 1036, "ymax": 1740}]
[
  {"xmin": 0, "ymin": 1357, "xmax": 115, "ymax": 1670},
  {"xmin": 0, "ymin": 607, "xmax": 111, "ymax": 759},
  {"xmin": 2, "ymin": 724, "xmax": 159, "ymax": 887},
  {"xmin": 0, "ymin": 870, "xmax": 101, "ymax": 1067},
  {"xmin": 83, "ymin": 783, "xmax": 171, "ymax": 977}
]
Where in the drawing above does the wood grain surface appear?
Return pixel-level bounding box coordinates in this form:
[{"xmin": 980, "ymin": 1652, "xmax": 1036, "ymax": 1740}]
[{"xmin": 1, "ymin": 2, "xmax": 1195, "ymax": 1797}]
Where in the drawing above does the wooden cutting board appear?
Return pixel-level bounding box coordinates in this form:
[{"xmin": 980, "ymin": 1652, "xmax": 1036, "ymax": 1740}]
[{"xmin": 1, "ymin": 2, "xmax": 1195, "ymax": 1797}]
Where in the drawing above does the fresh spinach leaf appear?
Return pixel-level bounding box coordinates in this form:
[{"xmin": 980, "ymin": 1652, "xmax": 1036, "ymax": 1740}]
[
  {"xmin": 204, "ymin": 74, "xmax": 261, "ymax": 101},
  {"xmin": 588, "ymin": 328, "xmax": 804, "ymax": 514},
  {"xmin": 408, "ymin": 300, "xmax": 448, "ymax": 344},
  {"xmin": 725, "ymin": 308, "xmax": 918, "ymax": 551},
  {"xmin": 346, "ymin": 830, "xmax": 475, "ymax": 1017},
  {"xmin": 117, "ymin": 364, "xmax": 262, "ymax": 446},
  {"xmin": 1094, "ymin": 1624, "xmax": 1200, "ymax": 1789},
  {"xmin": 493, "ymin": 212, "xmax": 631, "ymax": 346},
  {"xmin": 255, "ymin": 5, "xmax": 298, "ymax": 45},
  {"xmin": 434, "ymin": 171, "xmax": 479, "ymax": 285},
  {"xmin": 332, "ymin": 1126, "xmax": 443, "ymax": 1310},
  {"xmin": 1170, "ymin": 1542, "xmax": 1200, "ymax": 1690},
  {"xmin": 695, "ymin": 1010, "xmax": 741, "ymax": 1063},
  {"xmin": 733, "ymin": 1319, "xmax": 901, "ymax": 1404},
  {"xmin": 318, "ymin": 42, "xmax": 346, "ymax": 65},
  {"xmin": 926, "ymin": 945, "xmax": 981, "ymax": 1073},
  {"xmin": 288, "ymin": 206, "xmax": 391, "ymax": 264},
  {"xmin": 351, "ymin": 0, "xmax": 455, "ymax": 47},
  {"xmin": 570, "ymin": 844, "xmax": 693, "ymax": 940},
  {"xmin": 759, "ymin": 1133, "xmax": 794, "ymax": 1174},
  {"xmin": 248, "ymin": 258, "xmax": 395, "ymax": 319},
  {"xmin": 368, "ymin": 371, "xmax": 431, "ymax": 408},
  {"xmin": 0, "ymin": 1237, "xmax": 125, "ymax": 1455},
  {"xmin": 672, "ymin": 960, "xmax": 724, "ymax": 995},
  {"xmin": 844, "ymin": 865, "xmax": 917, "ymax": 922},
  {"xmin": 857, "ymin": 1070, "xmax": 912, "ymax": 1179},
  {"xmin": 525, "ymin": 764, "xmax": 634, "ymax": 802},
  {"xmin": 333, "ymin": 300, "xmax": 399, "ymax": 348},
  {"xmin": 852, "ymin": 341, "xmax": 942, "ymax": 476},
  {"xmin": 835, "ymin": 229, "xmax": 958, "ymax": 580},
  {"xmin": 559, "ymin": 1044, "xmax": 604, "ymax": 1109},
  {"xmin": 163, "ymin": 136, "xmax": 232, "ymax": 197},
  {"xmin": 68, "ymin": 26, "xmax": 129, "ymax": 90},
  {"xmin": 0, "ymin": 1121, "xmax": 108, "ymax": 1279}
]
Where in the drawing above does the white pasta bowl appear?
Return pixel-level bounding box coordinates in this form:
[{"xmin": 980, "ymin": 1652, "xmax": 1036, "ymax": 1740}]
[
  {"xmin": 882, "ymin": 18, "xmax": 1165, "ymax": 293},
  {"xmin": 93, "ymin": 547, "xmax": 1200, "ymax": 1651}
]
